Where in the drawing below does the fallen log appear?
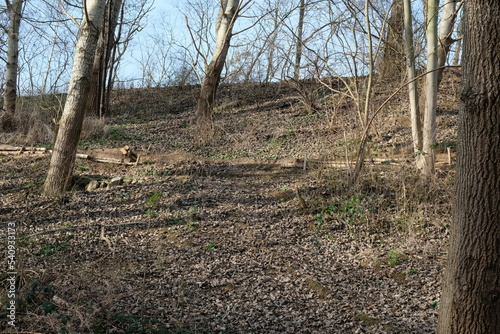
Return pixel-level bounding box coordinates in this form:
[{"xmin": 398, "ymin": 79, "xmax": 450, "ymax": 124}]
[
  {"xmin": 0, "ymin": 144, "xmax": 139, "ymax": 166},
  {"xmin": 89, "ymin": 156, "xmax": 135, "ymax": 166},
  {"xmin": 0, "ymin": 150, "xmax": 47, "ymax": 155},
  {"xmin": 0, "ymin": 144, "xmax": 48, "ymax": 152},
  {"xmin": 76, "ymin": 153, "xmax": 89, "ymax": 159}
]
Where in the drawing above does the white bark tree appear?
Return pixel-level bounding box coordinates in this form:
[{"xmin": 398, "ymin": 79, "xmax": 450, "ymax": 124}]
[
  {"xmin": 1, "ymin": 0, "xmax": 24, "ymax": 131},
  {"xmin": 436, "ymin": 0, "xmax": 459, "ymax": 86},
  {"xmin": 86, "ymin": 0, "xmax": 124, "ymax": 117},
  {"xmin": 419, "ymin": 0, "xmax": 439, "ymax": 175},
  {"xmin": 43, "ymin": 0, "xmax": 106, "ymax": 197},
  {"xmin": 195, "ymin": 0, "xmax": 241, "ymax": 143},
  {"xmin": 403, "ymin": 0, "xmax": 422, "ymax": 160},
  {"xmin": 452, "ymin": 9, "xmax": 463, "ymax": 65}
]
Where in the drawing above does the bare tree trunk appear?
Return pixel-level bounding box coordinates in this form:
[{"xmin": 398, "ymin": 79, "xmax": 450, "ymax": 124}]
[
  {"xmin": 419, "ymin": 0, "xmax": 439, "ymax": 175},
  {"xmin": 436, "ymin": 0, "xmax": 458, "ymax": 86},
  {"xmin": 104, "ymin": 1, "xmax": 125, "ymax": 115},
  {"xmin": 350, "ymin": 0, "xmax": 375, "ymax": 183},
  {"xmin": 265, "ymin": 7, "xmax": 280, "ymax": 84},
  {"xmin": 363, "ymin": 0, "xmax": 374, "ymax": 129},
  {"xmin": 86, "ymin": 0, "xmax": 123, "ymax": 117},
  {"xmin": 293, "ymin": 0, "xmax": 305, "ymax": 81},
  {"xmin": 403, "ymin": 0, "xmax": 423, "ymax": 159},
  {"xmin": 43, "ymin": 0, "xmax": 106, "ymax": 197},
  {"xmin": 196, "ymin": 0, "xmax": 240, "ymax": 144},
  {"xmin": 380, "ymin": 0, "xmax": 404, "ymax": 79},
  {"xmin": 452, "ymin": 9, "xmax": 463, "ymax": 66},
  {"xmin": 437, "ymin": 0, "xmax": 500, "ymax": 332},
  {"xmin": 1, "ymin": 0, "xmax": 24, "ymax": 131}
]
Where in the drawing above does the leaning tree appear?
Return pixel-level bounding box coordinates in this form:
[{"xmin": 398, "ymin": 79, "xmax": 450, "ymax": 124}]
[
  {"xmin": 43, "ymin": 0, "xmax": 106, "ymax": 197},
  {"xmin": 195, "ymin": 0, "xmax": 241, "ymax": 144}
]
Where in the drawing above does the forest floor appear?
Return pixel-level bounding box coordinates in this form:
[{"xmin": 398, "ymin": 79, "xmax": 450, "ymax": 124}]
[{"xmin": 1, "ymin": 71, "xmax": 460, "ymax": 333}]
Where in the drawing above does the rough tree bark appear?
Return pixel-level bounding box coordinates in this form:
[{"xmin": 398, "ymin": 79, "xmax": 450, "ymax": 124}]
[
  {"xmin": 1, "ymin": 0, "xmax": 24, "ymax": 131},
  {"xmin": 437, "ymin": 0, "xmax": 500, "ymax": 332},
  {"xmin": 196, "ymin": 0, "xmax": 240, "ymax": 144},
  {"xmin": 43, "ymin": 0, "xmax": 106, "ymax": 197}
]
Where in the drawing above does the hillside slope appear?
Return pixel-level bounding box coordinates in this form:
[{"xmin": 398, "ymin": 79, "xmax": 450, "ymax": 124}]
[{"xmin": 0, "ymin": 72, "xmax": 460, "ymax": 333}]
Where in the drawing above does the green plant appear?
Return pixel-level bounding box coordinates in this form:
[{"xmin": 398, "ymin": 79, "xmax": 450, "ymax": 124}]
[
  {"xmin": 42, "ymin": 301, "xmax": 57, "ymax": 314},
  {"xmin": 79, "ymin": 137, "xmax": 108, "ymax": 148},
  {"xmin": 24, "ymin": 181, "xmax": 36, "ymax": 189},
  {"xmin": 188, "ymin": 205, "xmax": 200, "ymax": 223},
  {"xmin": 105, "ymin": 124, "xmax": 143, "ymax": 142},
  {"xmin": 107, "ymin": 126, "xmax": 126, "ymax": 140},
  {"xmin": 340, "ymin": 195, "xmax": 364, "ymax": 216},
  {"xmin": 355, "ymin": 312, "xmax": 380, "ymax": 325},
  {"xmin": 429, "ymin": 300, "xmax": 440, "ymax": 310},
  {"xmin": 388, "ymin": 248, "xmax": 403, "ymax": 266},
  {"xmin": 24, "ymin": 177, "xmax": 45, "ymax": 189},
  {"xmin": 116, "ymin": 191, "xmax": 133, "ymax": 201},
  {"xmin": 77, "ymin": 165, "xmax": 89, "ymax": 172},
  {"xmin": 315, "ymin": 195, "xmax": 369, "ymax": 228},
  {"xmin": 39, "ymin": 242, "xmax": 69, "ymax": 257},
  {"xmin": 269, "ymin": 137, "xmax": 286, "ymax": 148},
  {"xmin": 145, "ymin": 208, "xmax": 160, "ymax": 218},
  {"xmin": 205, "ymin": 243, "xmax": 216, "ymax": 250},
  {"xmin": 382, "ymin": 159, "xmax": 397, "ymax": 165},
  {"xmin": 145, "ymin": 192, "xmax": 162, "ymax": 206},
  {"xmin": 407, "ymin": 269, "xmax": 418, "ymax": 275},
  {"xmin": 219, "ymin": 153, "xmax": 235, "ymax": 159},
  {"xmin": 314, "ymin": 214, "xmax": 325, "ymax": 230}
]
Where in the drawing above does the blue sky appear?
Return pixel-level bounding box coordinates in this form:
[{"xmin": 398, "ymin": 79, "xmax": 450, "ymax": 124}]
[{"xmin": 7, "ymin": 0, "xmax": 456, "ymax": 94}]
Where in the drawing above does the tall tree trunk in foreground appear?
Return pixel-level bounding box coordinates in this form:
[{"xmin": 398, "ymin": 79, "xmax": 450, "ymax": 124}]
[
  {"xmin": 293, "ymin": 0, "xmax": 305, "ymax": 81},
  {"xmin": 418, "ymin": 0, "xmax": 439, "ymax": 175},
  {"xmin": 1, "ymin": 0, "xmax": 24, "ymax": 131},
  {"xmin": 403, "ymin": 0, "xmax": 422, "ymax": 158},
  {"xmin": 437, "ymin": 0, "xmax": 500, "ymax": 332},
  {"xmin": 436, "ymin": 0, "xmax": 458, "ymax": 87},
  {"xmin": 43, "ymin": 0, "xmax": 106, "ymax": 197},
  {"xmin": 196, "ymin": 0, "xmax": 240, "ymax": 143}
]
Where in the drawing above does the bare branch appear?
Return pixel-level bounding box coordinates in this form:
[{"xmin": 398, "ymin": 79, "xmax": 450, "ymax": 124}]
[{"xmin": 58, "ymin": 0, "xmax": 79, "ymax": 27}]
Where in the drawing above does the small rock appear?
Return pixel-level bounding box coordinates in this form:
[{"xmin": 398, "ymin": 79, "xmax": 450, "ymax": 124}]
[
  {"xmin": 107, "ymin": 176, "xmax": 123, "ymax": 188},
  {"xmin": 86, "ymin": 180, "xmax": 99, "ymax": 192}
]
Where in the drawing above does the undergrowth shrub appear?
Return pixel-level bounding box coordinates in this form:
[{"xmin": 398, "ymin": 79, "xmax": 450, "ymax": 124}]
[
  {"xmin": 0, "ymin": 93, "xmax": 106, "ymax": 145},
  {"xmin": 0, "ymin": 94, "xmax": 63, "ymax": 144},
  {"xmin": 81, "ymin": 116, "xmax": 106, "ymax": 140},
  {"xmin": 316, "ymin": 162, "xmax": 454, "ymax": 233}
]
